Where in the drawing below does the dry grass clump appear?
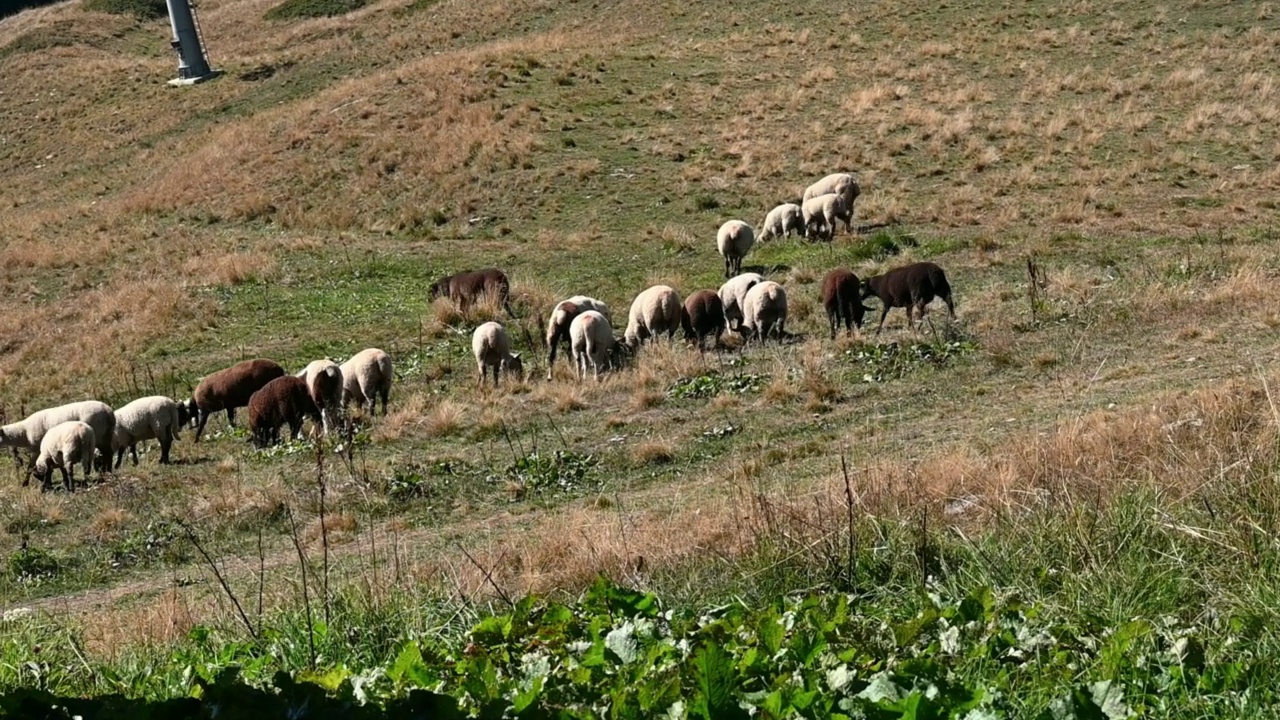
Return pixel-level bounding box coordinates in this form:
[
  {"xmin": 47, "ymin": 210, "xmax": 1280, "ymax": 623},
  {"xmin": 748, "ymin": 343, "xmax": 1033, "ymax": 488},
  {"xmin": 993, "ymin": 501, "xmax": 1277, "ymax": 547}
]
[
  {"xmin": 373, "ymin": 392, "xmax": 432, "ymax": 442},
  {"xmin": 183, "ymin": 251, "xmax": 278, "ymax": 286},
  {"xmin": 423, "ymin": 400, "xmax": 468, "ymax": 438},
  {"xmin": 305, "ymin": 512, "xmax": 359, "ymax": 545},
  {"xmin": 87, "ymin": 507, "xmax": 132, "ymax": 543},
  {"xmin": 631, "ymin": 439, "xmax": 676, "ymax": 466}
]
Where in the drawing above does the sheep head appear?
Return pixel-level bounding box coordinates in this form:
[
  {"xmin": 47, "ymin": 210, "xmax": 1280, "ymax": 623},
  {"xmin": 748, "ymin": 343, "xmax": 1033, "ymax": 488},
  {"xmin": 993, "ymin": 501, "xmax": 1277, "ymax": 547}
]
[{"xmin": 503, "ymin": 353, "xmax": 525, "ymax": 381}]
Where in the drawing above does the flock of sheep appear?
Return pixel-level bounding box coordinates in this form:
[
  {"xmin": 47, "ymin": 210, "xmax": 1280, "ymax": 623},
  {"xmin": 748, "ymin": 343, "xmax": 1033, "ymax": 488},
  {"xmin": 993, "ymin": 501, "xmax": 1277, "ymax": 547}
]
[
  {"xmin": 0, "ymin": 350, "xmax": 393, "ymax": 492},
  {"xmin": 2, "ymin": 172, "xmax": 957, "ymax": 492},
  {"xmin": 467, "ymin": 171, "xmax": 957, "ymax": 384}
]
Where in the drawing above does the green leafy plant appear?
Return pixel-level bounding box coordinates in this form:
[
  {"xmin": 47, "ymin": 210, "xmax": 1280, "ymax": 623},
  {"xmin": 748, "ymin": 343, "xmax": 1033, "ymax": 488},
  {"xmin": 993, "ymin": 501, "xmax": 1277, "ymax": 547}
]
[{"xmin": 667, "ymin": 370, "xmax": 768, "ymax": 399}]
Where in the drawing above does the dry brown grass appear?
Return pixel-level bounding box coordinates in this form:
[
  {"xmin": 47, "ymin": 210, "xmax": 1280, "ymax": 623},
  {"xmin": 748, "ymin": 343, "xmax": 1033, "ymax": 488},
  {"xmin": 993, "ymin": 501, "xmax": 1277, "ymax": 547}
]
[
  {"xmin": 87, "ymin": 507, "xmax": 131, "ymax": 543},
  {"xmin": 630, "ymin": 439, "xmax": 676, "ymax": 466},
  {"xmin": 423, "ymin": 400, "xmax": 468, "ymax": 438}
]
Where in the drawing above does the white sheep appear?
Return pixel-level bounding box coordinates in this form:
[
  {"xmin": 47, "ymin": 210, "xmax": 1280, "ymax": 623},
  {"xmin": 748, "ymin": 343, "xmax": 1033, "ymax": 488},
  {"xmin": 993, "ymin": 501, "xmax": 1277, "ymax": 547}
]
[
  {"xmin": 717, "ymin": 220, "xmax": 756, "ymax": 278},
  {"xmin": 472, "ymin": 322, "xmax": 524, "ymax": 387},
  {"xmin": 741, "ymin": 280, "xmax": 788, "ymax": 343},
  {"xmin": 34, "ymin": 421, "xmax": 96, "ymax": 492},
  {"xmin": 718, "ymin": 272, "xmax": 764, "ymax": 331},
  {"xmin": 340, "ymin": 348, "xmax": 393, "ymax": 416},
  {"xmin": 801, "ymin": 192, "xmax": 850, "ymax": 242},
  {"xmin": 112, "ymin": 396, "xmax": 182, "ymax": 469},
  {"xmin": 569, "ymin": 310, "xmax": 616, "ymax": 382},
  {"xmin": 545, "ymin": 295, "xmax": 611, "ymax": 380},
  {"xmin": 0, "ymin": 400, "xmax": 116, "ymax": 479},
  {"xmin": 624, "ymin": 285, "xmax": 682, "ymax": 348},
  {"xmin": 802, "ymin": 172, "xmax": 860, "ymax": 232},
  {"xmin": 297, "ymin": 359, "xmax": 345, "ymax": 435},
  {"xmin": 759, "ymin": 203, "xmax": 805, "ymax": 242}
]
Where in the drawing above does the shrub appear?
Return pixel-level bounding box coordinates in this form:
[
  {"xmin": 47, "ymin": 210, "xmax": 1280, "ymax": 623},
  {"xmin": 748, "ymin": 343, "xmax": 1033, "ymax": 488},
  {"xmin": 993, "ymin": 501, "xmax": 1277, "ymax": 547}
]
[
  {"xmin": 83, "ymin": 0, "xmax": 167, "ymax": 20},
  {"xmin": 265, "ymin": 0, "xmax": 366, "ymax": 21}
]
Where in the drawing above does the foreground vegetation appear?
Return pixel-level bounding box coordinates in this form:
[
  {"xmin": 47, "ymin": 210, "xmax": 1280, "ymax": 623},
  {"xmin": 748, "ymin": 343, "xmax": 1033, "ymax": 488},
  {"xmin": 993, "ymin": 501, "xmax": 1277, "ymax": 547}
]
[{"xmin": 2, "ymin": 0, "xmax": 1280, "ymax": 713}]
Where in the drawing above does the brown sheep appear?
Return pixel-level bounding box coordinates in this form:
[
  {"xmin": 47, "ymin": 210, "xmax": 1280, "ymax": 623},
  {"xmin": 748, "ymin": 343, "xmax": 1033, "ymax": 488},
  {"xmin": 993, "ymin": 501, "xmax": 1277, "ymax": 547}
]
[
  {"xmin": 247, "ymin": 376, "xmax": 321, "ymax": 448},
  {"xmin": 544, "ymin": 296, "xmax": 610, "ymax": 380},
  {"xmin": 821, "ymin": 269, "xmax": 875, "ymax": 338},
  {"xmin": 429, "ymin": 268, "xmax": 513, "ymax": 314},
  {"xmin": 860, "ymin": 262, "xmax": 955, "ymax": 333},
  {"xmin": 681, "ymin": 290, "xmax": 726, "ymax": 349},
  {"xmin": 186, "ymin": 359, "xmax": 286, "ymax": 442}
]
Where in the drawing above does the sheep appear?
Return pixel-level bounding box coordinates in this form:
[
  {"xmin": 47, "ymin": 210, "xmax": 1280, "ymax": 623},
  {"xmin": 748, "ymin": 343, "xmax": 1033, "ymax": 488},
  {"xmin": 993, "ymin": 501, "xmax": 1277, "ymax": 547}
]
[
  {"xmin": 0, "ymin": 400, "xmax": 116, "ymax": 478},
  {"xmin": 820, "ymin": 269, "xmax": 875, "ymax": 339},
  {"xmin": 429, "ymin": 268, "xmax": 513, "ymax": 314},
  {"xmin": 569, "ymin": 310, "xmax": 616, "ymax": 382},
  {"xmin": 112, "ymin": 396, "xmax": 183, "ymax": 469},
  {"xmin": 759, "ymin": 203, "xmax": 805, "ymax": 242},
  {"xmin": 802, "ymin": 172, "xmax": 860, "ymax": 233},
  {"xmin": 472, "ymin": 322, "xmax": 525, "ymax": 387},
  {"xmin": 33, "ymin": 421, "xmax": 96, "ymax": 493},
  {"xmin": 741, "ymin": 280, "xmax": 788, "ymax": 343},
  {"xmin": 860, "ymin": 261, "xmax": 956, "ymax": 333},
  {"xmin": 801, "ymin": 193, "xmax": 851, "ymax": 242},
  {"xmin": 681, "ymin": 290, "xmax": 726, "ymax": 349},
  {"xmin": 545, "ymin": 296, "xmax": 610, "ymax": 380},
  {"xmin": 624, "ymin": 285, "xmax": 682, "ymax": 348},
  {"xmin": 247, "ymin": 376, "xmax": 322, "ymax": 448},
  {"xmin": 717, "ymin": 220, "xmax": 756, "ymax": 279},
  {"xmin": 187, "ymin": 359, "xmax": 286, "ymax": 442},
  {"xmin": 296, "ymin": 360, "xmax": 345, "ymax": 435},
  {"xmin": 340, "ymin": 348, "xmax": 393, "ymax": 416},
  {"xmin": 718, "ymin": 272, "xmax": 764, "ymax": 331}
]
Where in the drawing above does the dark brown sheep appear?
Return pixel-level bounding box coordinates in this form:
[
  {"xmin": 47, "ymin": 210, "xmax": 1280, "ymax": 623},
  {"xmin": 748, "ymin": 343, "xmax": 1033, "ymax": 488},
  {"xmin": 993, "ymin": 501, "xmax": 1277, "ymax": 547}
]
[
  {"xmin": 860, "ymin": 262, "xmax": 955, "ymax": 333},
  {"xmin": 681, "ymin": 290, "xmax": 726, "ymax": 349},
  {"xmin": 187, "ymin": 359, "xmax": 286, "ymax": 441},
  {"xmin": 247, "ymin": 376, "xmax": 321, "ymax": 448},
  {"xmin": 429, "ymin": 268, "xmax": 513, "ymax": 313},
  {"xmin": 821, "ymin": 268, "xmax": 875, "ymax": 338}
]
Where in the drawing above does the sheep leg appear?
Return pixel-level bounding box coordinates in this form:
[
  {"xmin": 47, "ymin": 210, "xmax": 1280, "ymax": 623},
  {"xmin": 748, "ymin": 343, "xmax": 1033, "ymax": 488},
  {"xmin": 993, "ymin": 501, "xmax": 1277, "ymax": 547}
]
[
  {"xmin": 875, "ymin": 305, "xmax": 890, "ymax": 334},
  {"xmin": 944, "ymin": 293, "xmax": 956, "ymax": 318},
  {"xmin": 226, "ymin": 407, "xmax": 236, "ymax": 427},
  {"xmin": 724, "ymin": 257, "xmax": 731, "ymax": 280},
  {"xmin": 129, "ymin": 443, "xmax": 139, "ymax": 467},
  {"xmin": 493, "ymin": 365, "xmax": 501, "ymax": 388},
  {"xmin": 194, "ymin": 409, "xmax": 210, "ymax": 442},
  {"xmin": 60, "ymin": 466, "xmax": 71, "ymax": 493},
  {"xmin": 159, "ymin": 434, "xmax": 172, "ymax": 464}
]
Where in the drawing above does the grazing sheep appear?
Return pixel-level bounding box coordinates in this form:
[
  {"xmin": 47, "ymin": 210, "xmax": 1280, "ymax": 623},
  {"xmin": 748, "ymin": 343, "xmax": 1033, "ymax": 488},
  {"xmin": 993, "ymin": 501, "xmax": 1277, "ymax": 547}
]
[
  {"xmin": 247, "ymin": 376, "xmax": 321, "ymax": 448},
  {"xmin": 718, "ymin": 272, "xmax": 764, "ymax": 331},
  {"xmin": 340, "ymin": 348, "xmax": 393, "ymax": 416},
  {"xmin": 0, "ymin": 400, "xmax": 116, "ymax": 478},
  {"xmin": 545, "ymin": 296, "xmax": 610, "ymax": 380},
  {"xmin": 681, "ymin": 290, "xmax": 726, "ymax": 348},
  {"xmin": 801, "ymin": 193, "xmax": 850, "ymax": 242},
  {"xmin": 741, "ymin": 280, "xmax": 788, "ymax": 343},
  {"xmin": 296, "ymin": 360, "xmax": 345, "ymax": 435},
  {"xmin": 802, "ymin": 173, "xmax": 860, "ymax": 233},
  {"xmin": 624, "ymin": 285, "xmax": 682, "ymax": 348},
  {"xmin": 187, "ymin": 359, "xmax": 286, "ymax": 442},
  {"xmin": 569, "ymin": 310, "xmax": 616, "ymax": 382},
  {"xmin": 861, "ymin": 261, "xmax": 956, "ymax": 333},
  {"xmin": 33, "ymin": 421, "xmax": 96, "ymax": 493},
  {"xmin": 112, "ymin": 396, "xmax": 183, "ymax": 469},
  {"xmin": 471, "ymin": 322, "xmax": 525, "ymax": 387},
  {"xmin": 821, "ymin": 269, "xmax": 875, "ymax": 339},
  {"xmin": 759, "ymin": 203, "xmax": 805, "ymax": 242},
  {"xmin": 429, "ymin": 268, "xmax": 513, "ymax": 314},
  {"xmin": 717, "ymin": 220, "xmax": 756, "ymax": 278}
]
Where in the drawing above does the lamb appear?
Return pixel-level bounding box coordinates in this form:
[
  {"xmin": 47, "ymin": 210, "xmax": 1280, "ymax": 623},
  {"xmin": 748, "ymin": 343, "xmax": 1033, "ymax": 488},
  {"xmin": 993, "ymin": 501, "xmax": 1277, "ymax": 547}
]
[
  {"xmin": 0, "ymin": 400, "xmax": 116, "ymax": 478},
  {"xmin": 624, "ymin": 285, "xmax": 682, "ymax": 348},
  {"xmin": 860, "ymin": 261, "xmax": 956, "ymax": 333},
  {"xmin": 340, "ymin": 348, "xmax": 393, "ymax": 416},
  {"xmin": 759, "ymin": 203, "xmax": 805, "ymax": 242},
  {"xmin": 471, "ymin": 322, "xmax": 525, "ymax": 387},
  {"xmin": 741, "ymin": 280, "xmax": 788, "ymax": 343},
  {"xmin": 186, "ymin": 359, "xmax": 286, "ymax": 442},
  {"xmin": 33, "ymin": 421, "xmax": 96, "ymax": 493},
  {"xmin": 429, "ymin": 268, "xmax": 513, "ymax": 314},
  {"xmin": 801, "ymin": 193, "xmax": 851, "ymax": 242},
  {"xmin": 247, "ymin": 376, "xmax": 322, "ymax": 448},
  {"xmin": 681, "ymin": 290, "xmax": 726, "ymax": 349},
  {"xmin": 717, "ymin": 220, "xmax": 756, "ymax": 279},
  {"xmin": 569, "ymin": 310, "xmax": 616, "ymax": 382},
  {"xmin": 296, "ymin": 360, "xmax": 345, "ymax": 435},
  {"xmin": 545, "ymin": 295, "xmax": 610, "ymax": 380},
  {"xmin": 718, "ymin": 272, "xmax": 764, "ymax": 331},
  {"xmin": 112, "ymin": 396, "xmax": 183, "ymax": 469},
  {"xmin": 820, "ymin": 269, "xmax": 875, "ymax": 339},
  {"xmin": 802, "ymin": 172, "xmax": 860, "ymax": 233}
]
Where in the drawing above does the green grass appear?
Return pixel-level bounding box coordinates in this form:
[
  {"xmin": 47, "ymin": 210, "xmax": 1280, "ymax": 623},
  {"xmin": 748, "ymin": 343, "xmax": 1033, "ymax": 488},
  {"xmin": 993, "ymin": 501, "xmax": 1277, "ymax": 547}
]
[{"xmin": 264, "ymin": 0, "xmax": 367, "ymax": 21}]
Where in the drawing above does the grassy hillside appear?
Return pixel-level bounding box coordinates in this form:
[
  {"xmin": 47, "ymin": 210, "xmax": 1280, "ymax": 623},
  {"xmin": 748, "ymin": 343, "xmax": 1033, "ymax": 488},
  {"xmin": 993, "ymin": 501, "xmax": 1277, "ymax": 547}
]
[{"xmin": 2, "ymin": 0, "xmax": 1280, "ymax": 710}]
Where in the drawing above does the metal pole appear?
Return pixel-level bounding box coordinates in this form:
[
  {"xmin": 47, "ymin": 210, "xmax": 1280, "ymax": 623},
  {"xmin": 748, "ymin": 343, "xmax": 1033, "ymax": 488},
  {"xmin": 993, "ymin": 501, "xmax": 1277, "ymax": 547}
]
[{"xmin": 166, "ymin": 0, "xmax": 219, "ymax": 85}]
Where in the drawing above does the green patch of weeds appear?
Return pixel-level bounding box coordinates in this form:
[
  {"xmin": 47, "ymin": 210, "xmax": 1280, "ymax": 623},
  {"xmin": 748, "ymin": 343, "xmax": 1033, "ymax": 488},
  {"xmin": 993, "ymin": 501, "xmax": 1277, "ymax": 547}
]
[
  {"xmin": 846, "ymin": 337, "xmax": 977, "ymax": 383},
  {"xmin": 7, "ymin": 545, "xmax": 62, "ymax": 585},
  {"xmin": 667, "ymin": 370, "xmax": 769, "ymax": 399},
  {"xmin": 83, "ymin": 0, "xmax": 167, "ymax": 20},
  {"xmin": 849, "ymin": 230, "xmax": 912, "ymax": 262},
  {"xmin": 108, "ymin": 521, "xmax": 186, "ymax": 570},
  {"xmin": 265, "ymin": 0, "xmax": 366, "ymax": 21},
  {"xmin": 494, "ymin": 450, "xmax": 597, "ymax": 496}
]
